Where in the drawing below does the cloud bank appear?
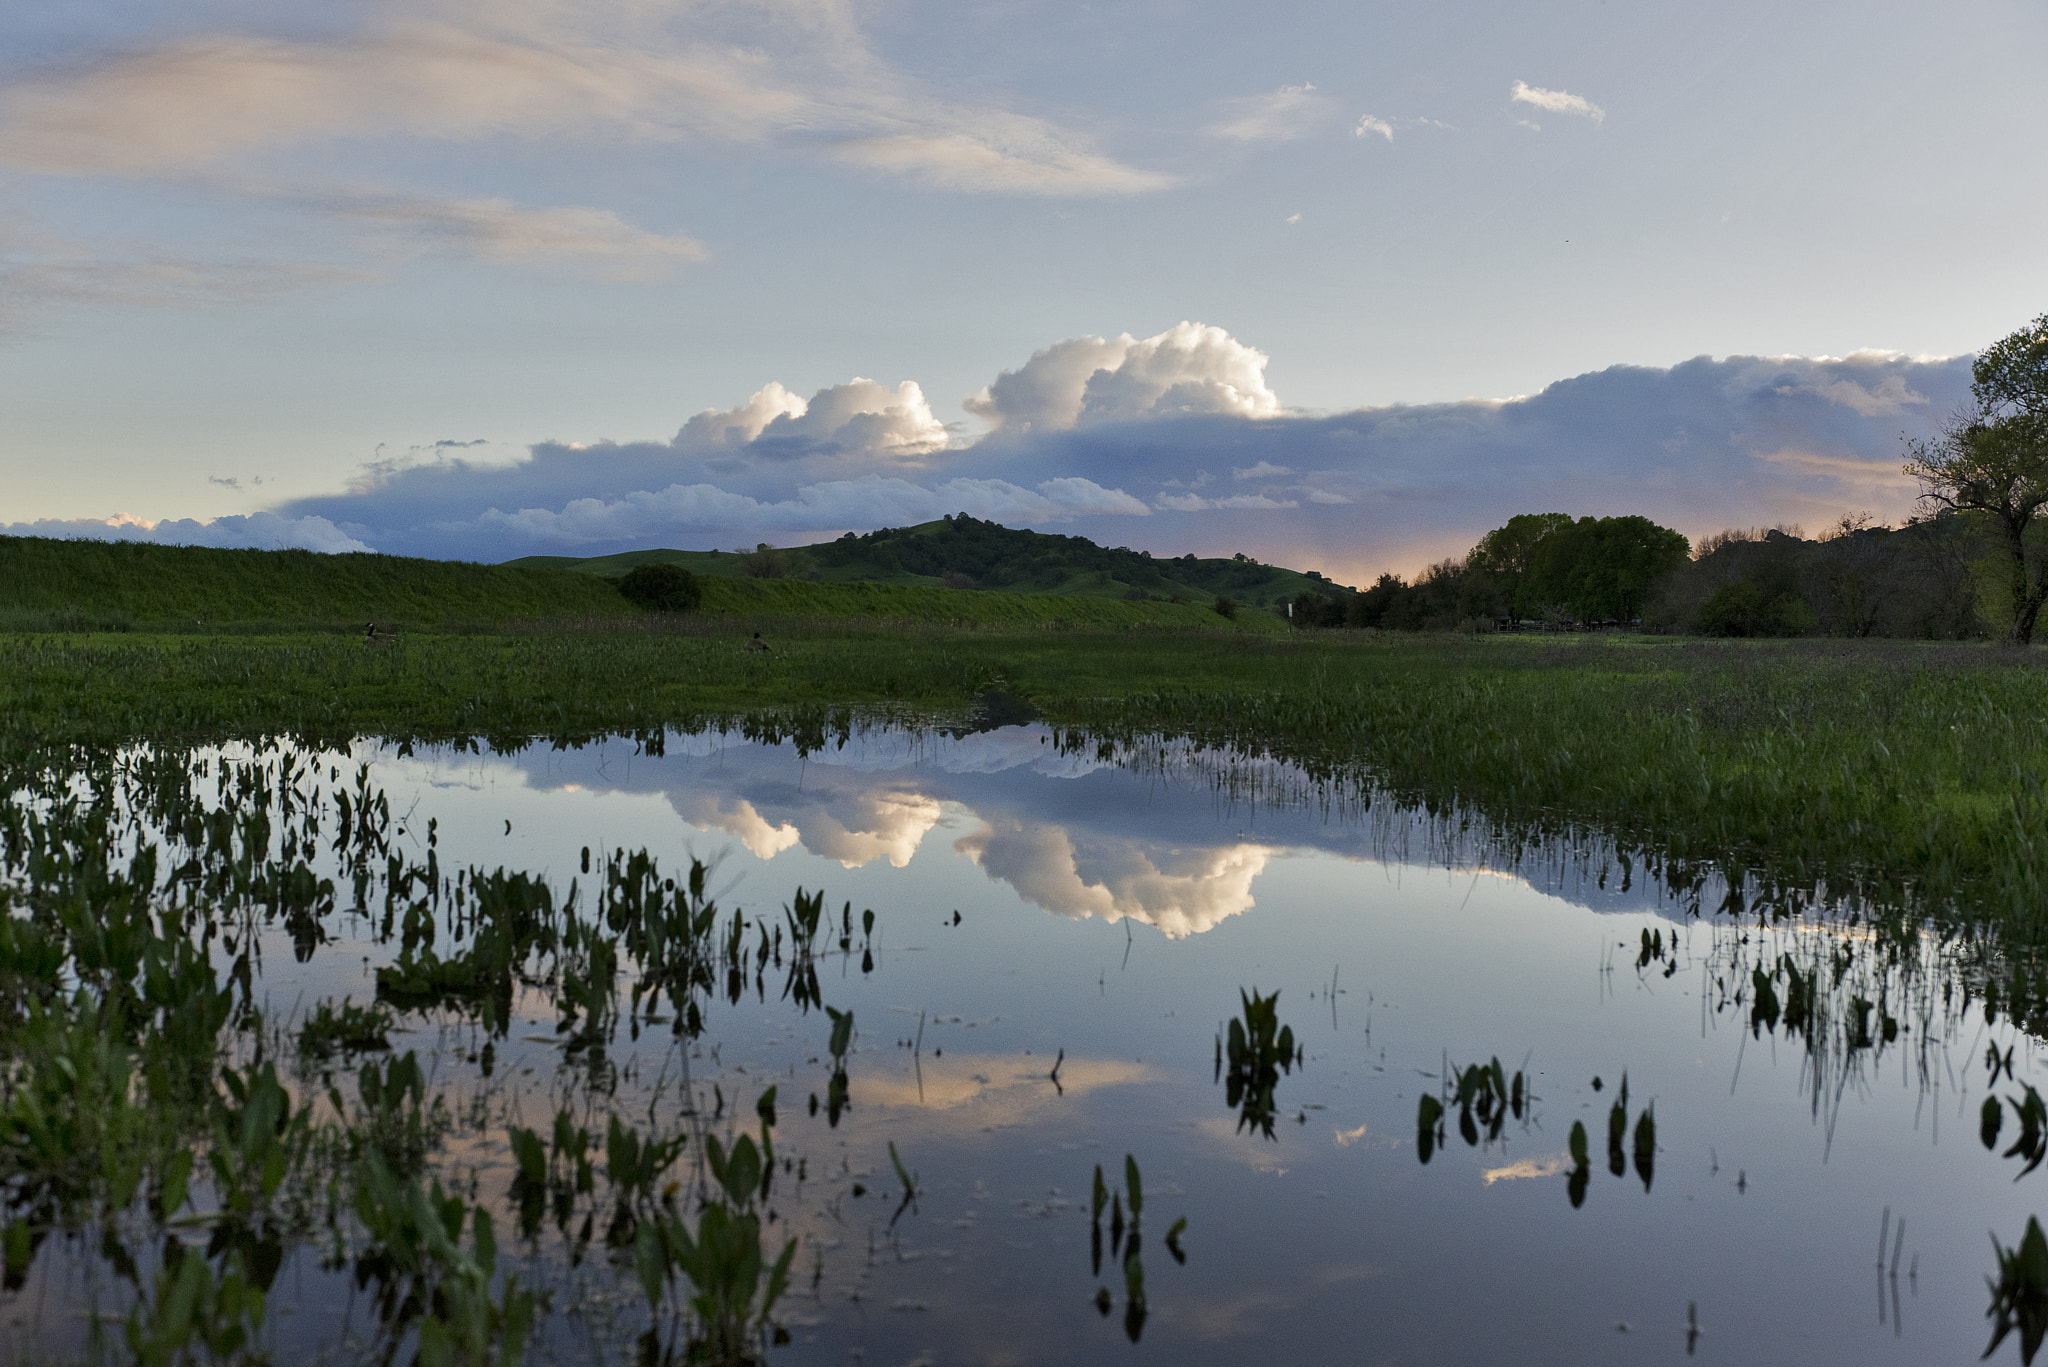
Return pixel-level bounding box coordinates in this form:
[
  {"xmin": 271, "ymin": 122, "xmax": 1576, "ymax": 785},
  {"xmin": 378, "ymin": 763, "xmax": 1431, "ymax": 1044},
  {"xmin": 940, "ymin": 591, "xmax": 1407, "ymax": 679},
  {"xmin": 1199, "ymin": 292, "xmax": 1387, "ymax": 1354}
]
[
  {"xmin": 1, "ymin": 511, "xmax": 370, "ymax": 553},
  {"xmin": 23, "ymin": 324, "xmax": 1969, "ymax": 581}
]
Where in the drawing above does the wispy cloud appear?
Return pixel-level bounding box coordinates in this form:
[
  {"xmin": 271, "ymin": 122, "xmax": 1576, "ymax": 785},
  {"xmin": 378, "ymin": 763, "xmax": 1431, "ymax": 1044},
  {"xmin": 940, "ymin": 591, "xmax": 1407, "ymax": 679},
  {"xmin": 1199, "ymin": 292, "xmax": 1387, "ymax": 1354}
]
[
  {"xmin": 0, "ymin": 2, "xmax": 1168, "ymax": 197},
  {"xmin": 311, "ymin": 190, "xmax": 707, "ymax": 275},
  {"xmin": 1353, "ymin": 115, "xmax": 1393, "ymax": 142},
  {"xmin": 0, "ymin": 217, "xmax": 368, "ymax": 332},
  {"xmin": 1209, "ymin": 83, "xmax": 1333, "ymax": 143},
  {"xmin": 1509, "ymin": 80, "xmax": 1605, "ymax": 124}
]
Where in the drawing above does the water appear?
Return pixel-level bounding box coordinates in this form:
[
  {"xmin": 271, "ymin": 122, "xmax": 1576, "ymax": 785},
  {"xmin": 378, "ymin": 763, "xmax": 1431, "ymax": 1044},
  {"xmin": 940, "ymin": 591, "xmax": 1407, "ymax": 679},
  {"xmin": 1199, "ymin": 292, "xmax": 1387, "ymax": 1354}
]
[{"xmin": 2, "ymin": 722, "xmax": 2040, "ymax": 1365}]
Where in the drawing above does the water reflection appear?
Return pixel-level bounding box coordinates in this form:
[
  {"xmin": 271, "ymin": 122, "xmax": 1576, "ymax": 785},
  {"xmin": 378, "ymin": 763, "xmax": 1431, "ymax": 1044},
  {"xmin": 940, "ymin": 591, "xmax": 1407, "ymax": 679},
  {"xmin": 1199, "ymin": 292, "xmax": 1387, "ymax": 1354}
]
[{"xmin": 6, "ymin": 722, "xmax": 2048, "ymax": 1366}]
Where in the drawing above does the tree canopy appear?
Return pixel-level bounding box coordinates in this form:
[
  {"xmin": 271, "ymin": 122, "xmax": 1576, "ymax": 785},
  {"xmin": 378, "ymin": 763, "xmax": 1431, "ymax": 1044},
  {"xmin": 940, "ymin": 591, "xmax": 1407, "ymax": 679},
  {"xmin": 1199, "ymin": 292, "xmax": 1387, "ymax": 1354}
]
[{"xmin": 1905, "ymin": 313, "xmax": 2048, "ymax": 643}]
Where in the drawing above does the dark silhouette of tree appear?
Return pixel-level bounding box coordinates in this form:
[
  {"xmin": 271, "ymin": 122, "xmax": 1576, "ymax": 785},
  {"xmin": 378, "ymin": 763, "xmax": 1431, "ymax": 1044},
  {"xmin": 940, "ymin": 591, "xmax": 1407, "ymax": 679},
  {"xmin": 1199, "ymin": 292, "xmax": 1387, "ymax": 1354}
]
[
  {"xmin": 1905, "ymin": 313, "xmax": 2048, "ymax": 643},
  {"xmin": 617, "ymin": 562, "xmax": 703, "ymax": 613}
]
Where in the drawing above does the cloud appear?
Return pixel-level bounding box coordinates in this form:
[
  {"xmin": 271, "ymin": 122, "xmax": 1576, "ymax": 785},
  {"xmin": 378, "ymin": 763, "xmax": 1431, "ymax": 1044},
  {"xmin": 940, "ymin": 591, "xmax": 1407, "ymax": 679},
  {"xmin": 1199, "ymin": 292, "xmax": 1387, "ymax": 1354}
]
[
  {"xmin": 1156, "ymin": 492, "xmax": 1298, "ymax": 512},
  {"xmin": 2, "ymin": 511, "xmax": 371, "ymax": 553},
  {"xmin": 834, "ymin": 131, "xmax": 1171, "ymax": 196},
  {"xmin": 1481, "ymin": 1153, "xmax": 1571, "ymax": 1184},
  {"xmin": 312, "ymin": 190, "xmax": 707, "ymax": 275},
  {"xmin": 472, "ymin": 474, "xmax": 1146, "ymax": 548},
  {"xmin": 671, "ymin": 784, "xmax": 943, "ymax": 869},
  {"xmin": 676, "ymin": 378, "xmax": 948, "ymax": 461},
  {"xmin": 0, "ymin": 216, "xmax": 370, "ymax": 330},
  {"xmin": 1353, "ymin": 115, "xmax": 1394, "ymax": 142},
  {"xmin": 212, "ymin": 334, "xmax": 1969, "ymax": 572},
  {"xmin": 0, "ymin": 3, "xmax": 1166, "ymax": 198},
  {"xmin": 966, "ymin": 321, "xmax": 1281, "ymax": 434},
  {"xmin": 1209, "ymin": 83, "xmax": 1334, "ymax": 142},
  {"xmin": 954, "ymin": 818, "xmax": 1275, "ymax": 938},
  {"xmin": 1510, "ymin": 81, "xmax": 1605, "ymax": 124},
  {"xmin": 1778, "ymin": 370, "xmax": 1930, "ymax": 417}
]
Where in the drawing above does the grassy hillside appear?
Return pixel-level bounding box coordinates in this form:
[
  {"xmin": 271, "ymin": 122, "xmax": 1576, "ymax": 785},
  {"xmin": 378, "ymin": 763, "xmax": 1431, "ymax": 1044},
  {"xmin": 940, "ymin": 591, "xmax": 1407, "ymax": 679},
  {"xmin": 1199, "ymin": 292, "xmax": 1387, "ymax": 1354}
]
[
  {"xmin": 507, "ymin": 514, "xmax": 1352, "ymax": 608},
  {"xmin": 0, "ymin": 535, "xmax": 1289, "ymax": 635},
  {"xmin": 0, "ymin": 536, "xmax": 633, "ymax": 631}
]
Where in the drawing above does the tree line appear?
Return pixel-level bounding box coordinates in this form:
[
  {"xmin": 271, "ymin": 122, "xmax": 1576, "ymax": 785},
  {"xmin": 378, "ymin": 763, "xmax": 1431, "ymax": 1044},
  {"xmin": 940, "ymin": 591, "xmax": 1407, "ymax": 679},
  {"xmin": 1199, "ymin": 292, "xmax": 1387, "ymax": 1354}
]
[
  {"xmin": 1293, "ymin": 312, "xmax": 2048, "ymax": 642},
  {"xmin": 1290, "ymin": 513, "xmax": 1691, "ymax": 632}
]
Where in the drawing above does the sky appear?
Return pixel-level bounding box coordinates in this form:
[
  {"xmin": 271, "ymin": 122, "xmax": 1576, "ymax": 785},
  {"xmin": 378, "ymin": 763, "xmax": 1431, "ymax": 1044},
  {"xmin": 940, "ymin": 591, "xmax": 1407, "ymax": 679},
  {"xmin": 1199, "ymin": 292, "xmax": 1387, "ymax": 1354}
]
[{"xmin": 2, "ymin": 0, "xmax": 2044, "ymax": 583}]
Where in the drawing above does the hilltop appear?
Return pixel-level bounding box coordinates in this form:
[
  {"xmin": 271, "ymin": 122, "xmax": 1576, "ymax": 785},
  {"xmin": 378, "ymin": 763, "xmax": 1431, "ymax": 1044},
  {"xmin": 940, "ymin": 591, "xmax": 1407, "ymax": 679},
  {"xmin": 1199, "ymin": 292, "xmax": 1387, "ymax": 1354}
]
[{"xmin": 508, "ymin": 514, "xmax": 1354, "ymax": 608}]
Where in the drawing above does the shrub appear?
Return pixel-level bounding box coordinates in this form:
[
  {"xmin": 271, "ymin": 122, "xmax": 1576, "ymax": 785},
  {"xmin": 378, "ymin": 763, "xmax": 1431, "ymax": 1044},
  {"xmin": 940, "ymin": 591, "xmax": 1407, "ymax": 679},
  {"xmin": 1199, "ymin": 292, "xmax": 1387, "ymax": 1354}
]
[
  {"xmin": 942, "ymin": 572, "xmax": 976, "ymax": 591},
  {"xmin": 1694, "ymin": 578, "xmax": 1815, "ymax": 637},
  {"xmin": 1212, "ymin": 596, "xmax": 1238, "ymax": 620},
  {"xmin": 617, "ymin": 563, "xmax": 703, "ymax": 614},
  {"xmin": 738, "ymin": 544, "xmax": 789, "ymax": 579}
]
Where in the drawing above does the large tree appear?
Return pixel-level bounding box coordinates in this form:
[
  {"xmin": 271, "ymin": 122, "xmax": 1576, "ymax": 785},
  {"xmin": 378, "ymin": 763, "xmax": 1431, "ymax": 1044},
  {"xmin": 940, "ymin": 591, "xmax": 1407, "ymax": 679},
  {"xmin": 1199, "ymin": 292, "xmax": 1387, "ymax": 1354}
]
[
  {"xmin": 1905, "ymin": 313, "xmax": 2048, "ymax": 643},
  {"xmin": 1467, "ymin": 513, "xmax": 1573, "ymax": 620},
  {"xmin": 1536, "ymin": 516, "xmax": 1690, "ymax": 624}
]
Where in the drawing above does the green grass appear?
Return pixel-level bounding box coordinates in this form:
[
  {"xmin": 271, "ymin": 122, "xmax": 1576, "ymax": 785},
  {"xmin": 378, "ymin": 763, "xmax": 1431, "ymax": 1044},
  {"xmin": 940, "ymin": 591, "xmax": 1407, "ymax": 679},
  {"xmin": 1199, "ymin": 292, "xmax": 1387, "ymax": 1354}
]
[
  {"xmin": 0, "ymin": 536, "xmax": 634, "ymax": 631},
  {"xmin": 5, "ymin": 620, "xmax": 2048, "ymax": 939},
  {"xmin": 0, "ymin": 535, "xmax": 1286, "ymax": 635},
  {"xmin": 695, "ymin": 576, "xmax": 1288, "ymax": 631}
]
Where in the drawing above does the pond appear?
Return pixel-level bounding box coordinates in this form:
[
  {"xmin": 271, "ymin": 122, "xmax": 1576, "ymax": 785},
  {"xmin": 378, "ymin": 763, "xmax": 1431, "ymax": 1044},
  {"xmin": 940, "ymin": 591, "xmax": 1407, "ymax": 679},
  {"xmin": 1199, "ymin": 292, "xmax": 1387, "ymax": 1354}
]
[{"xmin": 0, "ymin": 720, "xmax": 2041, "ymax": 1365}]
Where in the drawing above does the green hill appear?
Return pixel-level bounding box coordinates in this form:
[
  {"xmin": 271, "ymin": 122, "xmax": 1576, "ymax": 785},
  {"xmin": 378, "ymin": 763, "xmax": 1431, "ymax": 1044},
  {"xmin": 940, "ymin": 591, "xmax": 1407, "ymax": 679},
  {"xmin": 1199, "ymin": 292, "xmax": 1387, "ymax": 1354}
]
[
  {"xmin": 0, "ymin": 534, "xmax": 1290, "ymax": 636},
  {"xmin": 508, "ymin": 513, "xmax": 1355, "ymax": 608},
  {"xmin": 0, "ymin": 536, "xmax": 633, "ymax": 631}
]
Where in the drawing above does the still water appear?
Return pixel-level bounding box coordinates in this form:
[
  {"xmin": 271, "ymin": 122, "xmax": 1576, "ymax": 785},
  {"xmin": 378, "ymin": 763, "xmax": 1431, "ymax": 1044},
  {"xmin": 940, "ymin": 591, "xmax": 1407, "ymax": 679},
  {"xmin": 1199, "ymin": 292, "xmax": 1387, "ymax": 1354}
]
[{"xmin": 8, "ymin": 722, "xmax": 2041, "ymax": 1365}]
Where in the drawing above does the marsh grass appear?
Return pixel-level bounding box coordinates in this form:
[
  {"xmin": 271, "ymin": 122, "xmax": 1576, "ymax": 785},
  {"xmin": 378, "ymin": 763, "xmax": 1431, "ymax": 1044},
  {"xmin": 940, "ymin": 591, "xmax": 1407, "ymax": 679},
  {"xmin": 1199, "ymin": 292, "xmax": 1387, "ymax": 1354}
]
[{"xmin": 9, "ymin": 630, "xmax": 2048, "ymax": 939}]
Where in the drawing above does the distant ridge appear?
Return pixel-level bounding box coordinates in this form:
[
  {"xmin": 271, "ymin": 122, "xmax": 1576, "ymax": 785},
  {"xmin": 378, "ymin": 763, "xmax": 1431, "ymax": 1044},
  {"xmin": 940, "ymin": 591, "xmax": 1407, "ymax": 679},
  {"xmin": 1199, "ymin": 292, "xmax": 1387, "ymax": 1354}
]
[{"xmin": 507, "ymin": 514, "xmax": 1354, "ymax": 608}]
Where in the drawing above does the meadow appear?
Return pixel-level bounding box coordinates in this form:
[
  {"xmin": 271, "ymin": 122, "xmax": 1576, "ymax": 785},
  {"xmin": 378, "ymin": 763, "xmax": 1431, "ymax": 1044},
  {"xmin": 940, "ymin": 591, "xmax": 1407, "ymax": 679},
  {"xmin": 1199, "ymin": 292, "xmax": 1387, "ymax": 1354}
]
[{"xmin": 5, "ymin": 621, "xmax": 2047, "ymax": 942}]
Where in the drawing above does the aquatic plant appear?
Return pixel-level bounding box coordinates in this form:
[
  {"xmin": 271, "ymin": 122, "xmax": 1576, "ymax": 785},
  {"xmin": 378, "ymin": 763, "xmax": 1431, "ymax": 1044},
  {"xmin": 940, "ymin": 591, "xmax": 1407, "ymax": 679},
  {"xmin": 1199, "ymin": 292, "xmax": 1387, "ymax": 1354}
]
[
  {"xmin": 633, "ymin": 1100, "xmax": 796, "ymax": 1366},
  {"xmin": 1217, "ymin": 988, "xmax": 1299, "ymax": 1139},
  {"xmin": 1987, "ymin": 1216, "xmax": 2048, "ymax": 1365}
]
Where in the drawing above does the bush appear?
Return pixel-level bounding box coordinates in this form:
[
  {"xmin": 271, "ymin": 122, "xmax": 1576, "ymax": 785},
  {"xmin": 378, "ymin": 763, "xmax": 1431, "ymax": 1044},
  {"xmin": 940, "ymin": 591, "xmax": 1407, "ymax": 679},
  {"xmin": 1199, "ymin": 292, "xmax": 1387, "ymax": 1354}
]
[
  {"xmin": 1694, "ymin": 578, "xmax": 1815, "ymax": 637},
  {"xmin": 1212, "ymin": 596, "xmax": 1238, "ymax": 620},
  {"xmin": 617, "ymin": 563, "xmax": 703, "ymax": 614},
  {"xmin": 942, "ymin": 572, "xmax": 976, "ymax": 591}
]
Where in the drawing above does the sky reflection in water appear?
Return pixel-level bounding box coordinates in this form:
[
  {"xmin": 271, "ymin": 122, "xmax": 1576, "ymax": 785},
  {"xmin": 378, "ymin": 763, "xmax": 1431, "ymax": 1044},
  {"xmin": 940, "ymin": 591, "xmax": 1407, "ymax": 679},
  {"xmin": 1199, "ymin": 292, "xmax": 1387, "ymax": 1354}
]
[{"xmin": 250, "ymin": 724, "xmax": 2044, "ymax": 1366}]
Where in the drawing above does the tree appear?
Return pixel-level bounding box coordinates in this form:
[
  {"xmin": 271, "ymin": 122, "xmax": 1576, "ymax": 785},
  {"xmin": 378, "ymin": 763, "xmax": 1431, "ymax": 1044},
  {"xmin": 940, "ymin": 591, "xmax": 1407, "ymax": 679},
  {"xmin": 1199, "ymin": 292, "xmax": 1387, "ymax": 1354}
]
[
  {"xmin": 1905, "ymin": 313, "xmax": 2048, "ymax": 643},
  {"xmin": 1468, "ymin": 513, "xmax": 1572, "ymax": 621},
  {"xmin": 617, "ymin": 562, "xmax": 703, "ymax": 613}
]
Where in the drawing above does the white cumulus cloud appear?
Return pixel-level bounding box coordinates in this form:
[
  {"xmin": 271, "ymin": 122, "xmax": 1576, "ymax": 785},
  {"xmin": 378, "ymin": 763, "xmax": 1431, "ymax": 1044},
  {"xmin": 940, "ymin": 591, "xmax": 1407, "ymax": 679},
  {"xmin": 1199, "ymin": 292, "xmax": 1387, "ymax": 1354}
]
[
  {"xmin": 955, "ymin": 819, "xmax": 1274, "ymax": 938},
  {"xmin": 1510, "ymin": 81, "xmax": 1605, "ymax": 123},
  {"xmin": 966, "ymin": 321, "xmax": 1281, "ymax": 434},
  {"xmin": 1354, "ymin": 115, "xmax": 1393, "ymax": 142},
  {"xmin": 675, "ymin": 378, "xmax": 948, "ymax": 461}
]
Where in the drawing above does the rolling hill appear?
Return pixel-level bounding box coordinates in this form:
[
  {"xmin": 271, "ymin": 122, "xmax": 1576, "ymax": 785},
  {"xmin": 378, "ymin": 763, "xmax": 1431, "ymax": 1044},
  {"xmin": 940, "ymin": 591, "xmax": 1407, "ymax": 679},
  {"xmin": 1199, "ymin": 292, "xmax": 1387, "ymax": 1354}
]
[{"xmin": 507, "ymin": 514, "xmax": 1355, "ymax": 608}]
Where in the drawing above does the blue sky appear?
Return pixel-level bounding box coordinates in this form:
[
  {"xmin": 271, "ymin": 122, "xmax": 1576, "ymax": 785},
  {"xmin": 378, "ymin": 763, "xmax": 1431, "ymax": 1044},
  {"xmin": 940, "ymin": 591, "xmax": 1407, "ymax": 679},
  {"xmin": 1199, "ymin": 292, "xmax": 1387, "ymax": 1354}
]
[{"xmin": 3, "ymin": 0, "xmax": 2044, "ymax": 580}]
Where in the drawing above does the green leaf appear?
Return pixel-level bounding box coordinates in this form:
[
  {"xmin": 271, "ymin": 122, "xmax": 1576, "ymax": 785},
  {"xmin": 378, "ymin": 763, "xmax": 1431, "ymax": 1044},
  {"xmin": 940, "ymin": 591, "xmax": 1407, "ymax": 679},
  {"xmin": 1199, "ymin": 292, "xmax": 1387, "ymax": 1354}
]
[
  {"xmin": 161, "ymin": 1149, "xmax": 192, "ymax": 1217},
  {"xmin": 1124, "ymin": 1154, "xmax": 1143, "ymax": 1218}
]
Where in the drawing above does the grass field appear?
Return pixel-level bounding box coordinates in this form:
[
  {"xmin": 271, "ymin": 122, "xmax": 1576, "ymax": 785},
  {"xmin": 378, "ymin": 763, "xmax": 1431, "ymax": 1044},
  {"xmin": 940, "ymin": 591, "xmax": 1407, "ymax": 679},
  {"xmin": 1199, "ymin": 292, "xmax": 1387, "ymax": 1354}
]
[
  {"xmin": 5, "ymin": 624, "xmax": 2047, "ymax": 940},
  {"xmin": 0, "ymin": 535, "xmax": 1285, "ymax": 635}
]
